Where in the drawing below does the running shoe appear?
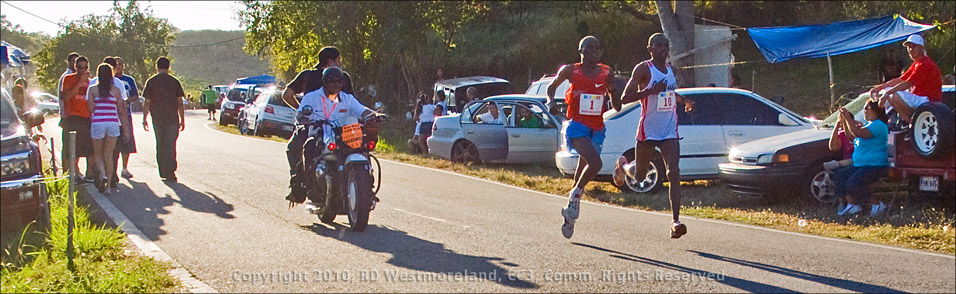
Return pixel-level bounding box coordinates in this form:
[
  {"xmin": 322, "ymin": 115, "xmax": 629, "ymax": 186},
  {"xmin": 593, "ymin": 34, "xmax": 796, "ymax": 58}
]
[
  {"xmin": 612, "ymin": 156, "xmax": 628, "ymax": 187},
  {"xmin": 121, "ymin": 169, "xmax": 133, "ymax": 179},
  {"xmin": 836, "ymin": 203, "xmax": 862, "ymax": 216},
  {"xmin": 671, "ymin": 222, "xmax": 687, "ymax": 239},
  {"xmin": 560, "ymin": 189, "xmax": 582, "ymax": 239},
  {"xmin": 869, "ymin": 202, "xmax": 887, "ymax": 217}
]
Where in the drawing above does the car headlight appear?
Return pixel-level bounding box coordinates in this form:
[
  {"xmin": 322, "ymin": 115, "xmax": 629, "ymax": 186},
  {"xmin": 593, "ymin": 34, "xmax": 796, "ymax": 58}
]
[
  {"xmin": 756, "ymin": 153, "xmax": 789, "ymax": 165},
  {"xmin": 1, "ymin": 151, "xmax": 33, "ymax": 178}
]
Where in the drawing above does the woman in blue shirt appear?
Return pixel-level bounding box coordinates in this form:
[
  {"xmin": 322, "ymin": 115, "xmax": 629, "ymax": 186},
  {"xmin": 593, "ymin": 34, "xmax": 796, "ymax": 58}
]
[{"xmin": 833, "ymin": 100, "xmax": 890, "ymax": 217}]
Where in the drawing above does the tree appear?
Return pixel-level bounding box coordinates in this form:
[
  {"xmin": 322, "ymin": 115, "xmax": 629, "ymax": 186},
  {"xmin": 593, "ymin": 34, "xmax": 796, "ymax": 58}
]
[
  {"xmin": 655, "ymin": 0, "xmax": 695, "ymax": 87},
  {"xmin": 32, "ymin": 0, "xmax": 174, "ymax": 93}
]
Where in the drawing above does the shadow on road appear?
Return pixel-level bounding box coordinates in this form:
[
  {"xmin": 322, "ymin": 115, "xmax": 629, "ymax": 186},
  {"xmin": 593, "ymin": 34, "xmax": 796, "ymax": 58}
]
[
  {"xmin": 112, "ymin": 179, "xmax": 235, "ymax": 240},
  {"xmin": 687, "ymin": 250, "xmax": 901, "ymax": 293},
  {"xmin": 301, "ymin": 223, "xmax": 538, "ymax": 289},
  {"xmin": 572, "ymin": 242, "xmax": 799, "ymax": 293}
]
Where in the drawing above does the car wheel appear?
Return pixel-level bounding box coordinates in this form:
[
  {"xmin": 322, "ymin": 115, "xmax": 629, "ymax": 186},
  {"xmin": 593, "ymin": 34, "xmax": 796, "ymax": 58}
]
[
  {"xmin": 42, "ymin": 109, "xmax": 54, "ymax": 116},
  {"xmin": 239, "ymin": 119, "xmax": 250, "ymax": 135},
  {"xmin": 619, "ymin": 149, "xmax": 665, "ymax": 194},
  {"xmin": 451, "ymin": 140, "xmax": 479, "ymax": 164},
  {"xmin": 807, "ymin": 168, "xmax": 837, "ymax": 204},
  {"xmin": 910, "ymin": 102, "xmax": 955, "ymax": 160}
]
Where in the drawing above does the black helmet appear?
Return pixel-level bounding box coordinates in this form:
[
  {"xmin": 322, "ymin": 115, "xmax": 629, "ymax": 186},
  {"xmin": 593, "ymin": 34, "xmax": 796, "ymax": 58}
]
[{"xmin": 322, "ymin": 67, "xmax": 345, "ymax": 83}]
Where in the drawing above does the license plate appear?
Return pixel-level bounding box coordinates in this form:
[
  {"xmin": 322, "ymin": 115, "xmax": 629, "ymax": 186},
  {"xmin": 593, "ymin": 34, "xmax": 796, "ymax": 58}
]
[
  {"xmin": 282, "ymin": 125, "xmax": 293, "ymax": 131},
  {"xmin": 919, "ymin": 176, "xmax": 939, "ymax": 192}
]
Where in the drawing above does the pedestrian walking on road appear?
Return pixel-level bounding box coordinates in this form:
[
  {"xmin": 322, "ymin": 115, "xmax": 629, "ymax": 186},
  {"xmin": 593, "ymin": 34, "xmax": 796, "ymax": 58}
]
[
  {"xmin": 201, "ymin": 85, "xmax": 218, "ymax": 120},
  {"xmin": 546, "ymin": 36, "xmax": 618, "ymax": 239},
  {"xmin": 612, "ymin": 33, "xmax": 695, "ymax": 239},
  {"xmin": 142, "ymin": 56, "xmax": 186, "ymax": 182},
  {"xmin": 112, "ymin": 56, "xmax": 140, "ymax": 180},
  {"xmin": 60, "ymin": 55, "xmax": 95, "ymax": 182},
  {"xmin": 86, "ymin": 63, "xmax": 131, "ymax": 193}
]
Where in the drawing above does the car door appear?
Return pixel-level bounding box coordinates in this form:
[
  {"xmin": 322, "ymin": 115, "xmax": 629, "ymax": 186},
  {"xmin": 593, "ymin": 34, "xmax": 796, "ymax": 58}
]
[
  {"xmin": 675, "ymin": 93, "xmax": 727, "ymax": 176},
  {"xmin": 461, "ymin": 101, "xmax": 508, "ymax": 161},
  {"xmin": 506, "ymin": 102, "xmax": 559, "ymax": 163},
  {"xmin": 249, "ymin": 93, "xmax": 269, "ymax": 130},
  {"xmin": 716, "ymin": 92, "xmax": 802, "ymax": 149}
]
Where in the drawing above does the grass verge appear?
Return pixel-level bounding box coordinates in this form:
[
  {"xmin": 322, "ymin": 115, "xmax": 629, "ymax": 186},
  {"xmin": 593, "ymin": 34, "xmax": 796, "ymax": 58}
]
[
  {"xmin": 1, "ymin": 172, "xmax": 181, "ymax": 292},
  {"xmin": 218, "ymin": 118, "xmax": 956, "ymax": 254}
]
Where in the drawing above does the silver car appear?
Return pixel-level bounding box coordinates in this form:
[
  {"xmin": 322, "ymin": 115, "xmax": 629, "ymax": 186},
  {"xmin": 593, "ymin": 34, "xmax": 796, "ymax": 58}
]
[{"xmin": 427, "ymin": 95, "xmax": 565, "ymax": 164}]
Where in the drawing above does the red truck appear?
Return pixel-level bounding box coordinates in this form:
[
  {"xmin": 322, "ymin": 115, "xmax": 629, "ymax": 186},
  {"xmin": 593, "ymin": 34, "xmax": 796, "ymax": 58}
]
[{"xmin": 888, "ymin": 97, "xmax": 955, "ymax": 205}]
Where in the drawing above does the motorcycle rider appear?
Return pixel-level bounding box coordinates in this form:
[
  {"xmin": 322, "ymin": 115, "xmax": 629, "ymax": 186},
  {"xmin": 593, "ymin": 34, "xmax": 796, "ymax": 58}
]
[
  {"xmin": 284, "ymin": 46, "xmax": 355, "ymax": 203},
  {"xmin": 292, "ymin": 67, "xmax": 383, "ymax": 206}
]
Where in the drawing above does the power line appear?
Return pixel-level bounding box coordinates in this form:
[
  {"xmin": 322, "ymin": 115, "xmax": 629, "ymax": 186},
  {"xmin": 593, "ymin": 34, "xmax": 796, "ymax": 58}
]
[{"xmin": 1, "ymin": 0, "xmax": 244, "ymax": 48}]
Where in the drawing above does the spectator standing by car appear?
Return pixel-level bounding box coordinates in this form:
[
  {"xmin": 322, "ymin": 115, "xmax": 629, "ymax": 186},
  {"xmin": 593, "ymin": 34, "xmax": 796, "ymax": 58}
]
[
  {"xmin": 834, "ymin": 101, "xmax": 889, "ymax": 217},
  {"xmin": 57, "ymin": 52, "xmax": 80, "ymax": 120},
  {"xmin": 435, "ymin": 90, "xmax": 449, "ymax": 116},
  {"xmin": 465, "ymin": 87, "xmax": 479, "ymax": 105},
  {"xmin": 86, "ymin": 63, "xmax": 130, "ymax": 193},
  {"xmin": 878, "ymin": 48, "xmax": 904, "ymax": 83},
  {"xmin": 61, "ymin": 56, "xmax": 95, "ymax": 181},
  {"xmin": 201, "ymin": 85, "xmax": 218, "ymax": 120},
  {"xmin": 142, "ymin": 56, "xmax": 186, "ymax": 182},
  {"xmin": 546, "ymin": 36, "xmax": 618, "ymax": 239},
  {"xmin": 870, "ymin": 35, "xmax": 942, "ymax": 123},
  {"xmin": 283, "ymin": 46, "xmax": 355, "ymax": 203},
  {"xmin": 414, "ymin": 93, "xmax": 438, "ymax": 152},
  {"xmin": 612, "ymin": 33, "xmax": 695, "ymax": 239},
  {"xmin": 112, "ymin": 56, "xmax": 139, "ymax": 180}
]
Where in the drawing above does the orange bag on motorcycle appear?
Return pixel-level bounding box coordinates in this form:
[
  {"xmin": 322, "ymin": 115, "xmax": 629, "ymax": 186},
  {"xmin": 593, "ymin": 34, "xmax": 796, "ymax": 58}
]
[{"xmin": 341, "ymin": 123, "xmax": 364, "ymax": 149}]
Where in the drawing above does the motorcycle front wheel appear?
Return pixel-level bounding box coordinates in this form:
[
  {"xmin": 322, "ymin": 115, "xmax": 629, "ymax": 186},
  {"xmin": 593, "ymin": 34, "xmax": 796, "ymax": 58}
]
[{"xmin": 345, "ymin": 164, "xmax": 373, "ymax": 232}]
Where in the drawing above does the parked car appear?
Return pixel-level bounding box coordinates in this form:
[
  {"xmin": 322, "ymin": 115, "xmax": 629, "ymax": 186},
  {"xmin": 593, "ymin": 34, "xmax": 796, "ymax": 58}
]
[
  {"xmin": 237, "ymin": 88, "xmax": 296, "ymax": 138},
  {"xmin": 219, "ymin": 84, "xmax": 263, "ymax": 126},
  {"xmin": 718, "ymin": 85, "xmax": 955, "ymax": 203},
  {"xmin": 555, "ymin": 87, "xmax": 814, "ymax": 194},
  {"xmin": 29, "ymin": 91, "xmax": 59, "ymax": 116},
  {"xmin": 427, "ymin": 95, "xmax": 565, "ymax": 164},
  {"xmin": 434, "ymin": 76, "xmax": 512, "ymax": 113},
  {"xmin": 1, "ymin": 88, "xmax": 50, "ymax": 236}
]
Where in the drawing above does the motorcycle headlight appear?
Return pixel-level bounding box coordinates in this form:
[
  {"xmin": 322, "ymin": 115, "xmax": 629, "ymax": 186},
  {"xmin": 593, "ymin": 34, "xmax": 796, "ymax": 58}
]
[
  {"xmin": 757, "ymin": 153, "xmax": 789, "ymax": 165},
  {"xmin": 1, "ymin": 151, "xmax": 33, "ymax": 178}
]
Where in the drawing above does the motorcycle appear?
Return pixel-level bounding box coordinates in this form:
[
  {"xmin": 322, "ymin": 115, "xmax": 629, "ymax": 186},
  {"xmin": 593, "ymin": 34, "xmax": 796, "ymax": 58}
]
[{"xmin": 295, "ymin": 104, "xmax": 386, "ymax": 232}]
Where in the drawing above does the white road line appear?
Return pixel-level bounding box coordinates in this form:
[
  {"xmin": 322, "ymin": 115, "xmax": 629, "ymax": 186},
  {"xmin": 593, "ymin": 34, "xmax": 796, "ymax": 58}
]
[
  {"xmin": 83, "ymin": 184, "xmax": 218, "ymax": 293},
  {"xmin": 392, "ymin": 208, "xmax": 471, "ymax": 229},
  {"xmin": 209, "ymin": 121, "xmax": 955, "ymax": 259}
]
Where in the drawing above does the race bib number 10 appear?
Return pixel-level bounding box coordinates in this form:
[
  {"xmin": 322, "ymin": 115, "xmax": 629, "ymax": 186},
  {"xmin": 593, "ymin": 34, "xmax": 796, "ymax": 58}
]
[
  {"xmin": 657, "ymin": 91, "xmax": 676, "ymax": 112},
  {"xmin": 579, "ymin": 93, "xmax": 604, "ymax": 115}
]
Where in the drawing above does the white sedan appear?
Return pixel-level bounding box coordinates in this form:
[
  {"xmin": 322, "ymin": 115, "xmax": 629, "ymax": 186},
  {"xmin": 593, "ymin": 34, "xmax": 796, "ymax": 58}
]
[{"xmin": 555, "ymin": 87, "xmax": 814, "ymax": 193}]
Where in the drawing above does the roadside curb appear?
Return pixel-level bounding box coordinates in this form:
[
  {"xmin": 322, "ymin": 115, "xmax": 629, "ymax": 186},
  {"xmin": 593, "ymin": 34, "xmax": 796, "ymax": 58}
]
[{"xmin": 79, "ymin": 184, "xmax": 218, "ymax": 293}]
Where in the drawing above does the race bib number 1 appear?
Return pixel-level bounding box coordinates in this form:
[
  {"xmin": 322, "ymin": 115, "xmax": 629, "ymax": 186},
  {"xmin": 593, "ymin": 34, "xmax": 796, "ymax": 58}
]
[
  {"xmin": 657, "ymin": 91, "xmax": 676, "ymax": 112},
  {"xmin": 578, "ymin": 94, "xmax": 604, "ymax": 115}
]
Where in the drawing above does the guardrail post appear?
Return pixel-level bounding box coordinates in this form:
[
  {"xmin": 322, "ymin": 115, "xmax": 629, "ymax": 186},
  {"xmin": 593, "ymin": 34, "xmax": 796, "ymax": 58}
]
[{"xmin": 67, "ymin": 131, "xmax": 75, "ymax": 272}]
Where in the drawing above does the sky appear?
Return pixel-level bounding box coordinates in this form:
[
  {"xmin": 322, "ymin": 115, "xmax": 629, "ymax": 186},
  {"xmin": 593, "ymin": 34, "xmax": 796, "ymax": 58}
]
[{"xmin": 1, "ymin": 0, "xmax": 244, "ymax": 36}]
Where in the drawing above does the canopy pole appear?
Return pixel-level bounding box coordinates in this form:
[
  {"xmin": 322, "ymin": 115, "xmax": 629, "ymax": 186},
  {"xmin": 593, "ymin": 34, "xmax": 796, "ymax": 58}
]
[{"xmin": 827, "ymin": 52, "xmax": 836, "ymax": 111}]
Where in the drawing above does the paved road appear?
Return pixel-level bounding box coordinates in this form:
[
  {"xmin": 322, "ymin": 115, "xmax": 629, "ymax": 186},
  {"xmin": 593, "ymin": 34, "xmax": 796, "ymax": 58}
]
[{"xmin": 42, "ymin": 110, "xmax": 955, "ymax": 292}]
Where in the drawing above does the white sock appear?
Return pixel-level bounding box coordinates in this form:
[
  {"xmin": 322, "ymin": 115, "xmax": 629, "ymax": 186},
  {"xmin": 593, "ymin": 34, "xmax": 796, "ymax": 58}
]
[{"xmin": 569, "ymin": 187, "xmax": 582, "ymax": 200}]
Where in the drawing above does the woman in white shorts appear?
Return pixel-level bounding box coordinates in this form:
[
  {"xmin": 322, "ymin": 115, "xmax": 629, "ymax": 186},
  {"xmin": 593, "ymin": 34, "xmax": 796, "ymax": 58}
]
[{"xmin": 87, "ymin": 63, "xmax": 131, "ymax": 193}]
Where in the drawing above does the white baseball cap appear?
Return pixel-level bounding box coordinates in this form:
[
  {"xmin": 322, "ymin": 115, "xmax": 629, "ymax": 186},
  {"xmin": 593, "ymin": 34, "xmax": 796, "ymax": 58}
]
[{"xmin": 903, "ymin": 34, "xmax": 925, "ymax": 47}]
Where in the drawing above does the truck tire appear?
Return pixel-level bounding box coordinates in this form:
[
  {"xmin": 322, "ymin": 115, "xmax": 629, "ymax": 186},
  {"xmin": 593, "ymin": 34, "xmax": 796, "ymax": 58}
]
[{"xmin": 910, "ymin": 102, "xmax": 955, "ymax": 160}]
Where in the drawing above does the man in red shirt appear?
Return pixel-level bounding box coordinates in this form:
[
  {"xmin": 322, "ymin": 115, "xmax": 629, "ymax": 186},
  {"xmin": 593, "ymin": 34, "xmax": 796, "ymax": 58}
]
[
  {"xmin": 869, "ymin": 34, "xmax": 942, "ymax": 123},
  {"xmin": 60, "ymin": 56, "xmax": 94, "ymax": 180}
]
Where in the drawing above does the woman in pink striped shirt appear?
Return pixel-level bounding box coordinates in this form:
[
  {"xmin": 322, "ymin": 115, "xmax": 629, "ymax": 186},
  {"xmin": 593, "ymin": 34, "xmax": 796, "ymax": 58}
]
[{"xmin": 87, "ymin": 63, "xmax": 131, "ymax": 193}]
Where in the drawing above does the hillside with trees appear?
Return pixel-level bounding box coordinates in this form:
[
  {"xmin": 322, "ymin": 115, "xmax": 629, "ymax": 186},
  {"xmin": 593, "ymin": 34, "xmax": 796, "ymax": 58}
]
[{"xmin": 168, "ymin": 30, "xmax": 272, "ymax": 86}]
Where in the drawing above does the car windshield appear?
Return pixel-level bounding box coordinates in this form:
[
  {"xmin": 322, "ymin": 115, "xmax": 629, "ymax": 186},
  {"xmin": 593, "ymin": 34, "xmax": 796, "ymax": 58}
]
[
  {"xmin": 1, "ymin": 90, "xmax": 23, "ymax": 138},
  {"xmin": 820, "ymin": 93, "xmax": 870, "ymax": 127}
]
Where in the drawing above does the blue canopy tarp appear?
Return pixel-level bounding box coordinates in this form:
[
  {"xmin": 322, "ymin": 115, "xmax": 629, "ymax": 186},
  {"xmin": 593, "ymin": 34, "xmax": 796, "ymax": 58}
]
[
  {"xmin": 1, "ymin": 40, "xmax": 31, "ymax": 67},
  {"xmin": 235, "ymin": 74, "xmax": 275, "ymax": 85},
  {"xmin": 748, "ymin": 15, "xmax": 935, "ymax": 63}
]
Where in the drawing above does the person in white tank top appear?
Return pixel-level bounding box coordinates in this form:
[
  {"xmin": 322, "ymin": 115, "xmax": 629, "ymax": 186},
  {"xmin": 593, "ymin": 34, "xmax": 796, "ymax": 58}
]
[{"xmin": 611, "ymin": 33, "xmax": 695, "ymax": 239}]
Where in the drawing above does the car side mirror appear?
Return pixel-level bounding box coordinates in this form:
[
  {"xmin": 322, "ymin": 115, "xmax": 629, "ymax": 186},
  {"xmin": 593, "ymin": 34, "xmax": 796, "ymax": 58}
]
[
  {"xmin": 778, "ymin": 113, "xmax": 798, "ymax": 126},
  {"xmin": 22, "ymin": 109, "xmax": 45, "ymax": 129}
]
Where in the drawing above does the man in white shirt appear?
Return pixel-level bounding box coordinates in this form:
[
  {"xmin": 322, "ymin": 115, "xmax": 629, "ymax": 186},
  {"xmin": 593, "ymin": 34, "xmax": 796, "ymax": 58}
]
[
  {"xmin": 477, "ymin": 102, "xmax": 504, "ymax": 124},
  {"xmin": 86, "ymin": 56, "xmax": 129, "ymax": 103}
]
